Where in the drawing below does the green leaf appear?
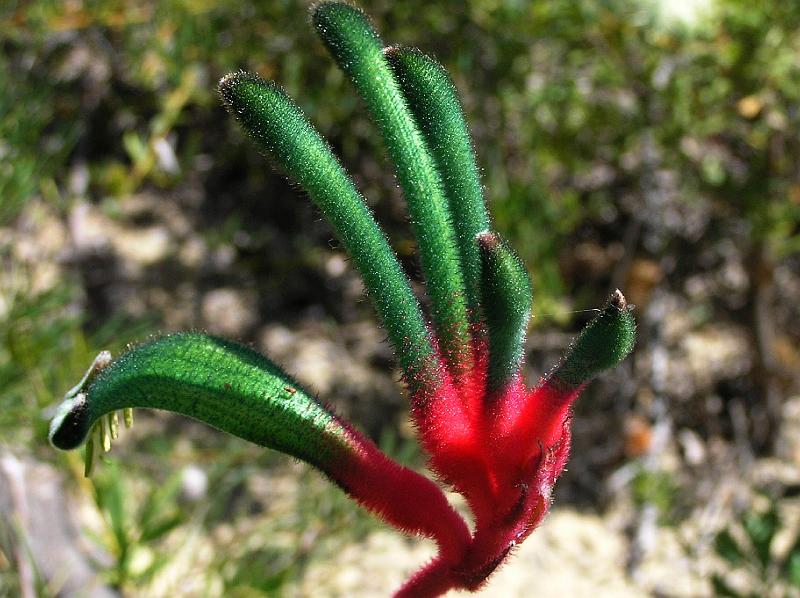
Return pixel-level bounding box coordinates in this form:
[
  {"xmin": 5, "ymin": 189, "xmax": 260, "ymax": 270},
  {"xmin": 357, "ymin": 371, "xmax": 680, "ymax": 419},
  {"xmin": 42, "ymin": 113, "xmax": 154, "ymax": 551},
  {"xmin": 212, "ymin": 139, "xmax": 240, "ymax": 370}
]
[
  {"xmin": 138, "ymin": 472, "xmax": 184, "ymax": 542},
  {"xmin": 139, "ymin": 513, "xmax": 185, "ymax": 544},
  {"xmin": 93, "ymin": 462, "xmax": 129, "ymax": 560},
  {"xmin": 743, "ymin": 509, "xmax": 779, "ymax": 570},
  {"xmin": 711, "ymin": 573, "xmax": 744, "ymax": 598},
  {"xmin": 783, "ymin": 538, "xmax": 800, "ymax": 587},
  {"xmin": 714, "ymin": 529, "xmax": 745, "ymax": 567}
]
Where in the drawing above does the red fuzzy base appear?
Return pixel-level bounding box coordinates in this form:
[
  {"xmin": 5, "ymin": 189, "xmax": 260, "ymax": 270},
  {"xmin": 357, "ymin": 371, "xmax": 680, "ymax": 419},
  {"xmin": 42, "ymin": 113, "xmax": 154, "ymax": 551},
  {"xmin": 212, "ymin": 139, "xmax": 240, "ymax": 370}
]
[
  {"xmin": 320, "ymin": 331, "xmax": 585, "ymax": 597},
  {"xmin": 391, "ymin": 336, "xmax": 583, "ymax": 595}
]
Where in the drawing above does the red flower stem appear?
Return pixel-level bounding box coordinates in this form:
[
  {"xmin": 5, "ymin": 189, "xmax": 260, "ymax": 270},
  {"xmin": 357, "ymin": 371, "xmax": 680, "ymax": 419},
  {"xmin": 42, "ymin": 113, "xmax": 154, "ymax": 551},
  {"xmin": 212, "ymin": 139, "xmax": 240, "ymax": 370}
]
[
  {"xmin": 338, "ymin": 429, "xmax": 472, "ymax": 561},
  {"xmin": 393, "ymin": 554, "xmax": 458, "ymax": 598}
]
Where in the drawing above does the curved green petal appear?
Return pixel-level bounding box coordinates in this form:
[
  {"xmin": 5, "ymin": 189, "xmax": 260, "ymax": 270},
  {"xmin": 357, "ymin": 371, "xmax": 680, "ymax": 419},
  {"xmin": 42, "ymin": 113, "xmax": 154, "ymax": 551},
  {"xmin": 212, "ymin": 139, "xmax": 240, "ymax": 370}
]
[
  {"xmin": 387, "ymin": 47, "xmax": 490, "ymax": 321},
  {"xmin": 49, "ymin": 333, "xmax": 354, "ymax": 470},
  {"xmin": 477, "ymin": 232, "xmax": 532, "ymax": 393},
  {"xmin": 219, "ymin": 73, "xmax": 437, "ymax": 387},
  {"xmin": 549, "ymin": 290, "xmax": 636, "ymax": 387},
  {"xmin": 312, "ymin": 2, "xmax": 472, "ymax": 381}
]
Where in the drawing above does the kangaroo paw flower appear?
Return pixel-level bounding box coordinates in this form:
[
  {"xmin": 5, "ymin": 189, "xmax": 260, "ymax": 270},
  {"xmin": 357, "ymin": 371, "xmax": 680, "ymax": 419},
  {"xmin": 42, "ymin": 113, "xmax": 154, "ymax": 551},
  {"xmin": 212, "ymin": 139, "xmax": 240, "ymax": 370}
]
[{"xmin": 50, "ymin": 4, "xmax": 635, "ymax": 596}]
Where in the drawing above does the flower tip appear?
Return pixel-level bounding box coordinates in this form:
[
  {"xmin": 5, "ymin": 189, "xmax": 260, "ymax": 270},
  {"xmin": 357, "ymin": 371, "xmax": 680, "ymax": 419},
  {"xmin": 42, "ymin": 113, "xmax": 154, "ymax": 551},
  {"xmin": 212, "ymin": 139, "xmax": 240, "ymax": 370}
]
[
  {"xmin": 218, "ymin": 70, "xmax": 259, "ymax": 103},
  {"xmin": 95, "ymin": 350, "xmax": 112, "ymax": 369},
  {"xmin": 476, "ymin": 230, "xmax": 500, "ymax": 251},
  {"xmin": 217, "ymin": 71, "xmax": 239, "ymax": 94},
  {"xmin": 48, "ymin": 392, "xmax": 88, "ymax": 450},
  {"xmin": 311, "ymin": 1, "xmax": 370, "ymax": 32},
  {"xmin": 49, "ymin": 350, "xmax": 114, "ymax": 451},
  {"xmin": 610, "ymin": 288, "xmax": 627, "ymax": 310}
]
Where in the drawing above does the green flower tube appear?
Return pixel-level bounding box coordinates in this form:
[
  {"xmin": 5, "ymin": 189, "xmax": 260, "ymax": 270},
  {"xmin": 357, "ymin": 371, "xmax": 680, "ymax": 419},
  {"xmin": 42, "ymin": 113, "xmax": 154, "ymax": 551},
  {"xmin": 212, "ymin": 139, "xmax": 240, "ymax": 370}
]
[{"xmin": 312, "ymin": 2, "xmax": 473, "ymax": 382}]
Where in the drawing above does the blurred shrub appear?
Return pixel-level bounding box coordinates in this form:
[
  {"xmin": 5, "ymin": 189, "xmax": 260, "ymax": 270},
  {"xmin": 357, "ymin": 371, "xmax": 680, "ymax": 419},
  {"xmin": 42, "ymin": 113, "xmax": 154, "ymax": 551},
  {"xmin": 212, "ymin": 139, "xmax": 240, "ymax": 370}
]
[
  {"xmin": 2, "ymin": 0, "xmax": 798, "ymax": 314},
  {"xmin": 713, "ymin": 485, "xmax": 800, "ymax": 597},
  {"xmin": 0, "ymin": 280, "xmax": 148, "ymax": 450}
]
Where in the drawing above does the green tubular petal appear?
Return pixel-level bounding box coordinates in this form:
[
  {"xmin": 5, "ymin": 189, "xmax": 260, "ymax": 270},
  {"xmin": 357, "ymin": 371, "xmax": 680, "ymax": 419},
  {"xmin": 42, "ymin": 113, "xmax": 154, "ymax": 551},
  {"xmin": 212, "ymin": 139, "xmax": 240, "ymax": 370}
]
[
  {"xmin": 477, "ymin": 232, "xmax": 532, "ymax": 392},
  {"xmin": 49, "ymin": 333, "xmax": 356, "ymax": 470},
  {"xmin": 219, "ymin": 73, "xmax": 435, "ymax": 385},
  {"xmin": 49, "ymin": 335, "xmax": 473, "ymax": 552},
  {"xmin": 311, "ymin": 2, "xmax": 472, "ymax": 379},
  {"xmin": 387, "ymin": 47, "xmax": 490, "ymax": 321},
  {"xmin": 550, "ymin": 290, "xmax": 636, "ymax": 387}
]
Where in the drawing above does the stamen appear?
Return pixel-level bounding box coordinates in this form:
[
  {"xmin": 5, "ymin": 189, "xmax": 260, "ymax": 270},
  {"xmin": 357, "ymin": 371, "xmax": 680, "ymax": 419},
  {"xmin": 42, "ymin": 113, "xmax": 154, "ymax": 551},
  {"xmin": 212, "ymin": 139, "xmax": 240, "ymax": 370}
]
[{"xmin": 124, "ymin": 408, "xmax": 134, "ymax": 429}]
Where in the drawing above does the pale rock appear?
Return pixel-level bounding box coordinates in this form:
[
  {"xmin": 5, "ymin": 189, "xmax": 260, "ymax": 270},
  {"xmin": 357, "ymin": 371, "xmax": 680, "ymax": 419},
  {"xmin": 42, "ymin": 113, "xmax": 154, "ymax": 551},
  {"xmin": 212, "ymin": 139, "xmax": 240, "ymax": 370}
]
[{"xmin": 201, "ymin": 287, "xmax": 257, "ymax": 337}]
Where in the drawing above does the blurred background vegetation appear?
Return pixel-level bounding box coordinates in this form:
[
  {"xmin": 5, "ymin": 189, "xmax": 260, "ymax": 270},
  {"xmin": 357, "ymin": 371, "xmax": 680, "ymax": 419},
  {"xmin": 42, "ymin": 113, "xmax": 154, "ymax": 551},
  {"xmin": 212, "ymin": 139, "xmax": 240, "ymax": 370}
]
[{"xmin": 1, "ymin": 0, "xmax": 799, "ymax": 596}]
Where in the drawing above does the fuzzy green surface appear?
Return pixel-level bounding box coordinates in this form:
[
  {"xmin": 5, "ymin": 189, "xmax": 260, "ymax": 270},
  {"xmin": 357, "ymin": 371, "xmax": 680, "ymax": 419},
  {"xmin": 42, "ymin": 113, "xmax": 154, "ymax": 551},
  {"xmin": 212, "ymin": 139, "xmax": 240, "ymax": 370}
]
[
  {"xmin": 49, "ymin": 333, "xmax": 354, "ymax": 470},
  {"xmin": 387, "ymin": 47, "xmax": 490, "ymax": 320},
  {"xmin": 312, "ymin": 2, "xmax": 472, "ymax": 377},
  {"xmin": 553, "ymin": 292, "xmax": 636, "ymax": 386},
  {"xmin": 219, "ymin": 73, "xmax": 436, "ymax": 382},
  {"xmin": 477, "ymin": 232, "xmax": 532, "ymax": 392}
]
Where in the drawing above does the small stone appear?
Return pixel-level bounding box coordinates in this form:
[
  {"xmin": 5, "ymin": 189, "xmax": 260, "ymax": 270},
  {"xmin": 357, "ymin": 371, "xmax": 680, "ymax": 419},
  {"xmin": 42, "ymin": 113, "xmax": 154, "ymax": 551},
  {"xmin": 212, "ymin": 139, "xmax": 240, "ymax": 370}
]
[
  {"xmin": 113, "ymin": 226, "xmax": 171, "ymax": 266},
  {"xmin": 201, "ymin": 287, "xmax": 257, "ymax": 337},
  {"xmin": 181, "ymin": 465, "xmax": 208, "ymax": 502}
]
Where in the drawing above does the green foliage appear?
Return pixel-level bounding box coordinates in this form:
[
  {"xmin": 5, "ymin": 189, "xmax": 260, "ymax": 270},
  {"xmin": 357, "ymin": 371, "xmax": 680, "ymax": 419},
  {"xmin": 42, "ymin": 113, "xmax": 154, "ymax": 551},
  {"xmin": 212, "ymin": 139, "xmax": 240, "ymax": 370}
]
[
  {"xmin": 0, "ymin": 43, "xmax": 79, "ymax": 223},
  {"xmin": 211, "ymin": 464, "xmax": 380, "ymax": 595},
  {"xmin": 712, "ymin": 486, "xmax": 800, "ymax": 598},
  {"xmin": 0, "ymin": 283, "xmax": 145, "ymax": 450},
  {"xmin": 0, "ymin": 513, "xmax": 50, "ymax": 597},
  {"xmin": 90, "ymin": 462, "xmax": 186, "ymax": 588},
  {"xmin": 4, "ymin": 0, "xmax": 798, "ymax": 309},
  {"xmin": 630, "ymin": 467, "xmax": 680, "ymax": 523}
]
